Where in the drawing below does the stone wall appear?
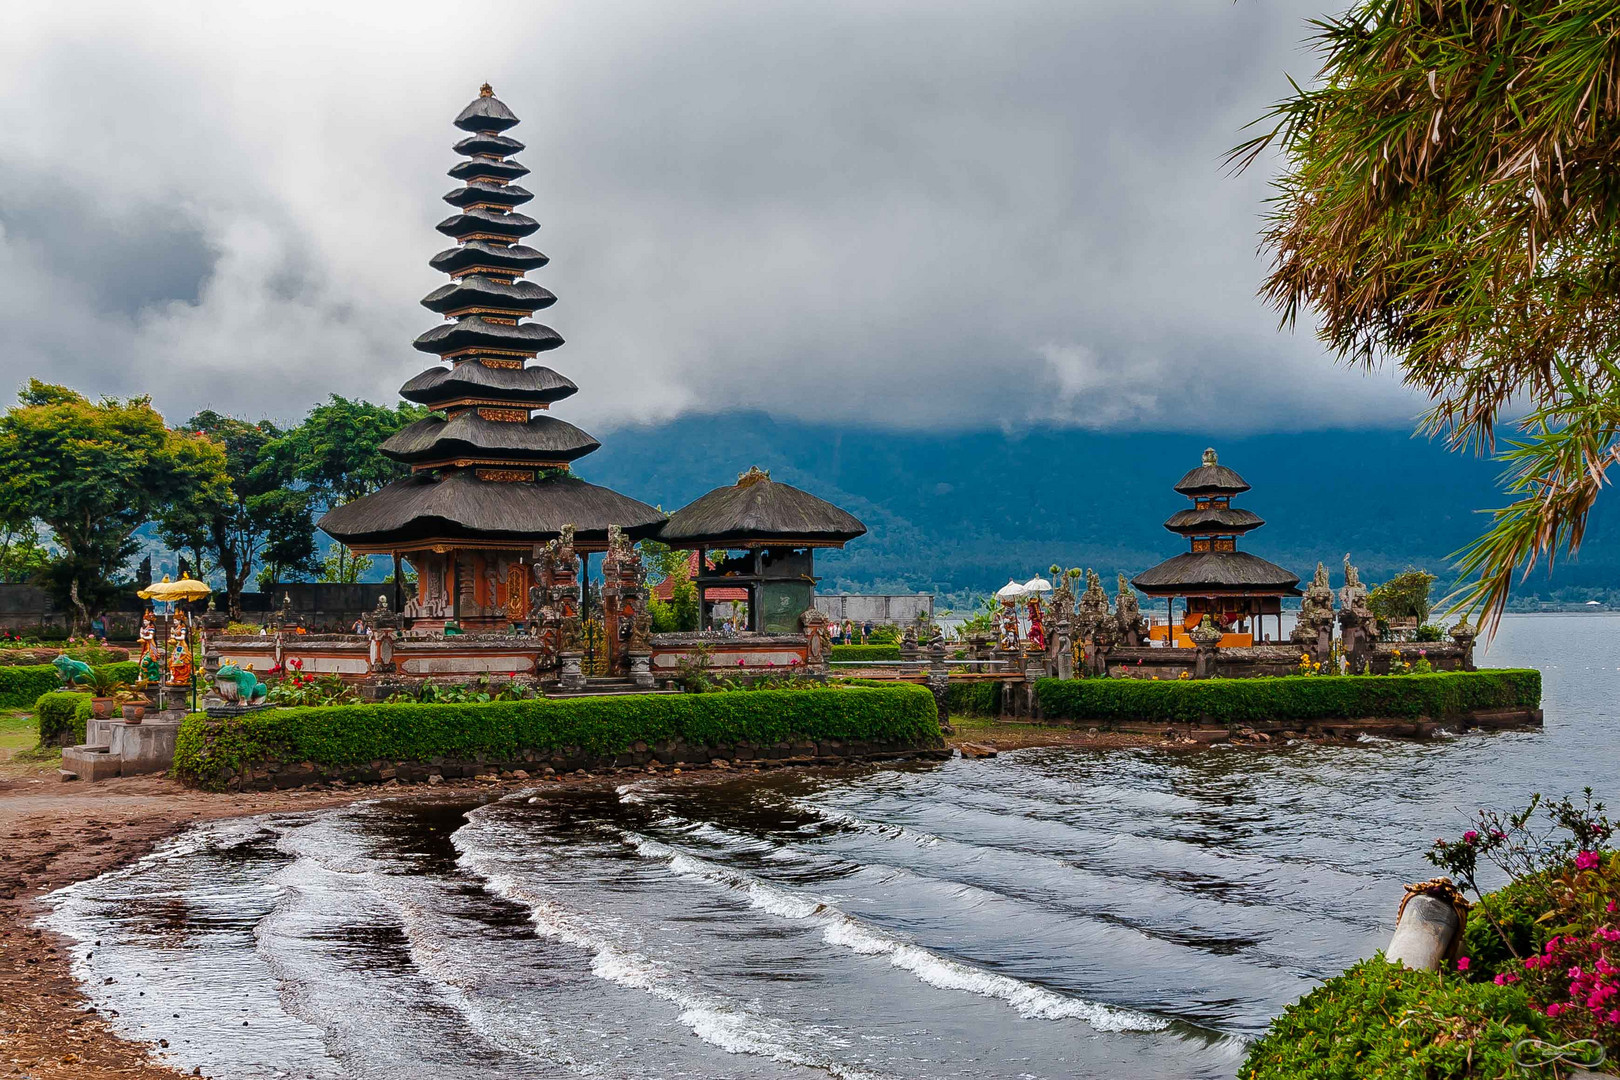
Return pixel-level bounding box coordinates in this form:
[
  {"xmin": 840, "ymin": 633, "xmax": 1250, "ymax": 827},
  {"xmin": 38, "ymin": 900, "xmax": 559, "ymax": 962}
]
[
  {"xmin": 813, "ymin": 594, "xmax": 934, "ymax": 626},
  {"xmin": 225, "ymin": 735, "xmax": 950, "ymax": 792}
]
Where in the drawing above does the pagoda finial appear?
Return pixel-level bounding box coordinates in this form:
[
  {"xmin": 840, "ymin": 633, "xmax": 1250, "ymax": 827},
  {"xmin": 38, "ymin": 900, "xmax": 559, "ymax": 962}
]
[
  {"xmin": 737, "ymin": 466, "xmax": 771, "ymax": 487},
  {"xmin": 479, "ymin": 82, "xmax": 495, "ymax": 97},
  {"xmin": 1202, "ymin": 447, "xmax": 1218, "ymax": 466}
]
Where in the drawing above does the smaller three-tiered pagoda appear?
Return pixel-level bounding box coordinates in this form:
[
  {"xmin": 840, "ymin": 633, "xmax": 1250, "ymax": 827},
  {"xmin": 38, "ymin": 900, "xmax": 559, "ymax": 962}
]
[
  {"xmin": 1131, "ymin": 448, "xmax": 1299, "ymax": 645},
  {"xmin": 320, "ymin": 86, "xmax": 664, "ymax": 630}
]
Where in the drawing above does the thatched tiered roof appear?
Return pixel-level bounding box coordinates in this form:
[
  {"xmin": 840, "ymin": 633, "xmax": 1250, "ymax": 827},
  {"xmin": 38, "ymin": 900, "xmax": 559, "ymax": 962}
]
[{"xmin": 316, "ymin": 85, "xmax": 660, "ymax": 554}]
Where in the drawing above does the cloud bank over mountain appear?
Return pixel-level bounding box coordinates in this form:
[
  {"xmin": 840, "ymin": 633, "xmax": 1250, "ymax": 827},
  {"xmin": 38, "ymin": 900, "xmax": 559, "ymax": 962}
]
[{"xmin": 0, "ymin": 0, "xmax": 1425, "ymax": 433}]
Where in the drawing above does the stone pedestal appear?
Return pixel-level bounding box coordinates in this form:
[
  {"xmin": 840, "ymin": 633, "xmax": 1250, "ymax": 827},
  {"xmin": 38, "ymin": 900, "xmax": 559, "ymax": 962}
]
[
  {"xmin": 629, "ymin": 651, "xmax": 654, "ymax": 689},
  {"xmin": 159, "ymin": 684, "xmax": 192, "ymax": 713},
  {"xmin": 559, "ymin": 652, "xmax": 586, "ymax": 691}
]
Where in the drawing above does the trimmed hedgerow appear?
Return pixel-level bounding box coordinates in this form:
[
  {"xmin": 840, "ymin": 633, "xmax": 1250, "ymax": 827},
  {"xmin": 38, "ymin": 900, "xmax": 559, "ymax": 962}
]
[
  {"xmin": 1241, "ymin": 955, "xmax": 1550, "ymax": 1079},
  {"xmin": 34, "ymin": 691, "xmax": 94, "ymax": 746},
  {"xmin": 830, "ymin": 644, "xmax": 903, "ymax": 662},
  {"xmin": 174, "ymin": 684, "xmax": 942, "ymax": 790},
  {"xmin": 1035, "ymin": 670, "xmax": 1540, "ymax": 728},
  {"xmin": 946, "ymin": 681, "xmax": 1001, "ymax": 718},
  {"xmin": 0, "ymin": 662, "xmax": 140, "ymax": 710}
]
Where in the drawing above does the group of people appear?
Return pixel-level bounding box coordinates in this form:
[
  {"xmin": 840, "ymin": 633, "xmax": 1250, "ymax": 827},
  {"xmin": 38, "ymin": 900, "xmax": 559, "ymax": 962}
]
[{"xmin": 826, "ymin": 619, "xmax": 875, "ymax": 645}]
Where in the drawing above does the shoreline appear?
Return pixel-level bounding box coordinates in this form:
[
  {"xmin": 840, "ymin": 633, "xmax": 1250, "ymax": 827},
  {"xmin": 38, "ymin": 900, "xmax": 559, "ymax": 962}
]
[{"xmin": 0, "ymin": 716, "xmax": 1485, "ymax": 1078}]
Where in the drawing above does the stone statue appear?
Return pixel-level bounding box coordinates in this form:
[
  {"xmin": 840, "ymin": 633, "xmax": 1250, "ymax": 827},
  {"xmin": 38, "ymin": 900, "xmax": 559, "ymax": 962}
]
[
  {"xmin": 1338, "ymin": 555, "xmax": 1377, "ymax": 671},
  {"xmin": 167, "ymin": 612, "xmax": 194, "ymax": 686},
  {"xmin": 1188, "ymin": 614, "xmax": 1223, "ymax": 678},
  {"xmin": 215, "ymin": 661, "xmax": 268, "ymax": 704},
  {"xmin": 1113, "ymin": 574, "xmax": 1147, "ymax": 646},
  {"xmin": 801, "ymin": 607, "xmax": 831, "ymax": 670},
  {"xmin": 137, "ymin": 611, "xmax": 164, "ymax": 686},
  {"xmin": 1291, "ymin": 562, "xmax": 1337, "ymax": 655},
  {"xmin": 1075, "ymin": 570, "xmax": 1110, "ymax": 640}
]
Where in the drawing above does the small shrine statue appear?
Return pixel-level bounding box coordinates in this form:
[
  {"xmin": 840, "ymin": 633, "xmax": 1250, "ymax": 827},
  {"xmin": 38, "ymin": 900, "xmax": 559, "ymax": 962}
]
[
  {"xmin": 1026, "ymin": 595, "xmax": 1046, "ymax": 650},
  {"xmin": 167, "ymin": 612, "xmax": 194, "ymax": 685},
  {"xmin": 136, "ymin": 611, "xmax": 164, "ymax": 685}
]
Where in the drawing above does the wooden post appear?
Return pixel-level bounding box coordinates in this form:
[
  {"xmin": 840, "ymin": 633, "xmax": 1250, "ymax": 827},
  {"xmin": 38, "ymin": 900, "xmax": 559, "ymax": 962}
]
[{"xmin": 392, "ymin": 553, "xmax": 405, "ymax": 616}]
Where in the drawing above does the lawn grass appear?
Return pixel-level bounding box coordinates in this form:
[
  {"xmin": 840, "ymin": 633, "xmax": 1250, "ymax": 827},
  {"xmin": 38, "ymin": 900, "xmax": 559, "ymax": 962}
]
[{"xmin": 0, "ymin": 706, "xmax": 61, "ymax": 775}]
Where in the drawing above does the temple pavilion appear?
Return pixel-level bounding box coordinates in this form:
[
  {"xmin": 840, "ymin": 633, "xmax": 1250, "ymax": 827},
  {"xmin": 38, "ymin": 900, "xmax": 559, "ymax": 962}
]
[
  {"xmin": 320, "ymin": 86, "xmax": 664, "ymax": 630},
  {"xmin": 1131, "ymin": 448, "xmax": 1299, "ymax": 646},
  {"xmin": 659, "ymin": 468, "xmax": 866, "ymax": 633}
]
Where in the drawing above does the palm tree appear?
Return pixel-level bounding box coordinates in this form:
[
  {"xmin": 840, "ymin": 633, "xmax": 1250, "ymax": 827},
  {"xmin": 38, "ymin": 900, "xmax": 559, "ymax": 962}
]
[{"xmin": 1233, "ymin": 0, "xmax": 1620, "ymax": 630}]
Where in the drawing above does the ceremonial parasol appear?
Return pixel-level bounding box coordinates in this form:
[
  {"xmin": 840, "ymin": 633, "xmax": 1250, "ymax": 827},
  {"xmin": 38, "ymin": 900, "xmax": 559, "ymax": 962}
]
[
  {"xmin": 995, "ymin": 579, "xmax": 1027, "ymax": 601},
  {"xmin": 137, "ymin": 573, "xmax": 213, "ymax": 602},
  {"xmin": 1022, "ymin": 576, "xmax": 1053, "ymax": 594}
]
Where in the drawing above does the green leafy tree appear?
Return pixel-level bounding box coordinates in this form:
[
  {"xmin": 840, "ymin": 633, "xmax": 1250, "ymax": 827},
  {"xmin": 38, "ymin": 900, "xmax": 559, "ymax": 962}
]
[
  {"xmin": 321, "ymin": 543, "xmax": 374, "ymax": 584},
  {"xmin": 0, "ymin": 381, "xmax": 228, "ymax": 631},
  {"xmin": 157, "ymin": 411, "xmax": 320, "ymax": 619},
  {"xmin": 263, "ymin": 396, "xmax": 425, "ymax": 583},
  {"xmin": 266, "ymin": 395, "xmax": 427, "ymax": 511},
  {"xmin": 1367, "ymin": 569, "xmax": 1437, "ymax": 625},
  {"xmin": 0, "ymin": 518, "xmax": 51, "ymax": 584},
  {"xmin": 1235, "ymin": 1, "xmax": 1620, "ymax": 629}
]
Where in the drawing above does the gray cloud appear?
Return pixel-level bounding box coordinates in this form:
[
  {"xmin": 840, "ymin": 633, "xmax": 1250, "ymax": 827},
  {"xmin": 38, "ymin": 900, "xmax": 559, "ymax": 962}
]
[{"xmin": 0, "ymin": 0, "xmax": 1422, "ymax": 432}]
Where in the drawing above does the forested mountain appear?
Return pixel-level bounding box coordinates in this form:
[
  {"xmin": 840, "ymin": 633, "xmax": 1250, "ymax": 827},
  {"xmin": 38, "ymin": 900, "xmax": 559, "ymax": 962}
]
[{"xmin": 578, "ymin": 412, "xmax": 1620, "ymax": 606}]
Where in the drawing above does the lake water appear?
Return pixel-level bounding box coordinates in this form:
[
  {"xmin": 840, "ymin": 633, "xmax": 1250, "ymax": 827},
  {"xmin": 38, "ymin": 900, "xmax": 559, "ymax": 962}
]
[{"xmin": 43, "ymin": 615, "xmax": 1620, "ymax": 1079}]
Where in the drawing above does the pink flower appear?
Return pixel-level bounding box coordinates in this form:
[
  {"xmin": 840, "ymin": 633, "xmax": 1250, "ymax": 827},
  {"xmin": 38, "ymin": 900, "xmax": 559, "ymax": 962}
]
[
  {"xmin": 1547, "ymin": 1003, "xmax": 1564, "ymax": 1018},
  {"xmin": 1609, "ymin": 901, "xmax": 1618, "ymax": 914},
  {"xmin": 1463, "ymin": 830, "xmax": 1479, "ymax": 844},
  {"xmin": 1494, "ymin": 973, "xmax": 1519, "ymax": 985},
  {"xmin": 1457, "ymin": 956, "xmax": 1471, "ymax": 972},
  {"xmin": 1576, "ymin": 850, "xmax": 1601, "ymax": 871}
]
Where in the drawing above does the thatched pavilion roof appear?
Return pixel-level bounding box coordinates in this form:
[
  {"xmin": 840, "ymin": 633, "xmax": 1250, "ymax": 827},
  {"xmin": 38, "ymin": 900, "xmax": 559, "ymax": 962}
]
[
  {"xmin": 1131, "ymin": 551, "xmax": 1301, "ymax": 597},
  {"xmin": 318, "ymin": 470, "xmax": 665, "ymax": 552},
  {"xmin": 658, "ymin": 467, "xmax": 866, "ymax": 548}
]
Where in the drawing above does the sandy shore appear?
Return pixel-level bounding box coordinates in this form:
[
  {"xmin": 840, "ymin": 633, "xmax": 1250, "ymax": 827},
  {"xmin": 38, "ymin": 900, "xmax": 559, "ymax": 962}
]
[{"xmin": 0, "ymin": 719, "xmax": 1180, "ymax": 1079}]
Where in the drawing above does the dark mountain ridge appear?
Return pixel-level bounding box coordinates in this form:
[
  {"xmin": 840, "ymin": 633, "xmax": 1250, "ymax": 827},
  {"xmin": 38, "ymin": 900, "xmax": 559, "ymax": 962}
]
[{"xmin": 577, "ymin": 411, "xmax": 1619, "ymax": 606}]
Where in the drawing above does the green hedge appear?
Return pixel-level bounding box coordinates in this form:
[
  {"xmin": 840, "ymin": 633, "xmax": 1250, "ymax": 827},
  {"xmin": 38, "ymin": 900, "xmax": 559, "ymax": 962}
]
[
  {"xmin": 946, "ymin": 681, "xmax": 1001, "ymax": 717},
  {"xmin": 1242, "ymin": 956, "xmax": 1549, "ymax": 1079},
  {"xmin": 34, "ymin": 691, "xmax": 94, "ymax": 747},
  {"xmin": 175, "ymin": 684, "xmax": 942, "ymax": 790},
  {"xmin": 830, "ymin": 644, "xmax": 903, "ymax": 662},
  {"xmin": 0, "ymin": 661, "xmax": 141, "ymax": 710},
  {"xmin": 1035, "ymin": 670, "xmax": 1540, "ymax": 728}
]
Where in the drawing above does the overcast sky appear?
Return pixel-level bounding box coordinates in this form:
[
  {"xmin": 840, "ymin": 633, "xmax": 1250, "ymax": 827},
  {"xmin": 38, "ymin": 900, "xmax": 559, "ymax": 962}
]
[{"xmin": 0, "ymin": 0, "xmax": 1424, "ymax": 434}]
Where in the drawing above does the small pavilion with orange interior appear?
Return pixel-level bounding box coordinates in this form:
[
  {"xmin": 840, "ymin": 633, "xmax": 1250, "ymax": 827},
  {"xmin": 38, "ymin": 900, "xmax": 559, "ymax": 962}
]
[{"xmin": 1131, "ymin": 449, "xmax": 1300, "ymax": 647}]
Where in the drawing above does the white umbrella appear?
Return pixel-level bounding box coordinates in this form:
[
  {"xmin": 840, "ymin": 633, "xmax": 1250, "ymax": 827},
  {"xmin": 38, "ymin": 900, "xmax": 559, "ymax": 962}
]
[
  {"xmin": 995, "ymin": 579, "xmax": 1026, "ymax": 601},
  {"xmin": 1023, "ymin": 576, "xmax": 1053, "ymax": 594}
]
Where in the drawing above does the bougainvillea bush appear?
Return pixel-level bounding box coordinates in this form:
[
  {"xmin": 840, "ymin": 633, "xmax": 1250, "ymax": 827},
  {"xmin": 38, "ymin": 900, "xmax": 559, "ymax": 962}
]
[
  {"xmin": 1429, "ymin": 791, "xmax": 1620, "ymax": 1058},
  {"xmin": 1246, "ymin": 792, "xmax": 1617, "ymax": 1077}
]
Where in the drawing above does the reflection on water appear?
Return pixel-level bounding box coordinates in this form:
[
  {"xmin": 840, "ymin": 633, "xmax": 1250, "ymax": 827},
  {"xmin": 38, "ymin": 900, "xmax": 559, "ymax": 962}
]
[{"xmin": 42, "ymin": 615, "xmax": 1620, "ymax": 1079}]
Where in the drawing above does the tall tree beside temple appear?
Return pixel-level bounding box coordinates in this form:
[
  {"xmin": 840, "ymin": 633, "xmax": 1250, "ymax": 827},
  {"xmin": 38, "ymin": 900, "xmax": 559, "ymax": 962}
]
[
  {"xmin": 263, "ymin": 395, "xmax": 428, "ymax": 511},
  {"xmin": 1235, "ymin": 0, "xmax": 1620, "ymax": 627},
  {"xmin": 0, "ymin": 381, "xmax": 228, "ymax": 632},
  {"xmin": 157, "ymin": 411, "xmax": 319, "ymax": 619}
]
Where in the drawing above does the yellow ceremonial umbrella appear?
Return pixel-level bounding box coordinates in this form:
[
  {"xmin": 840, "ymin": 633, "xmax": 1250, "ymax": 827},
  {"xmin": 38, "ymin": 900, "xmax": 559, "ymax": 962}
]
[{"xmin": 137, "ymin": 573, "xmax": 214, "ymax": 602}]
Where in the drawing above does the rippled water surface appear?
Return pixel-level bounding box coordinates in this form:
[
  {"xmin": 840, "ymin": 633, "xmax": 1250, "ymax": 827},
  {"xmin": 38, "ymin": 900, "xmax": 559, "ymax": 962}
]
[{"xmin": 44, "ymin": 615, "xmax": 1620, "ymax": 1078}]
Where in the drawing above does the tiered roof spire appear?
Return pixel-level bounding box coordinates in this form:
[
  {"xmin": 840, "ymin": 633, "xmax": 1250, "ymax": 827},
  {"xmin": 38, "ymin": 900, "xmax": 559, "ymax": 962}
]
[
  {"xmin": 382, "ymin": 84, "xmax": 593, "ymax": 472},
  {"xmin": 319, "ymin": 87, "xmax": 664, "ymax": 555}
]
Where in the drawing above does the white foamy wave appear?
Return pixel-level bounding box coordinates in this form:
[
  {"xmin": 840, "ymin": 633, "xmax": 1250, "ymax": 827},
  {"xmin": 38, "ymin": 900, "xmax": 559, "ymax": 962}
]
[
  {"xmin": 629, "ymin": 832, "xmax": 1171, "ymax": 1034},
  {"xmin": 794, "ymin": 801, "xmax": 942, "ymax": 847},
  {"xmin": 456, "ymin": 828, "xmax": 888, "ymax": 1080}
]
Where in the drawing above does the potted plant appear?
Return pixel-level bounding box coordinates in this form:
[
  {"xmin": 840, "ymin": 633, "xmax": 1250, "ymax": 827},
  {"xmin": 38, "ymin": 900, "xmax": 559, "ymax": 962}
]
[
  {"xmin": 84, "ymin": 667, "xmax": 126, "ymax": 719},
  {"xmin": 116, "ymin": 690, "xmax": 146, "ymax": 724}
]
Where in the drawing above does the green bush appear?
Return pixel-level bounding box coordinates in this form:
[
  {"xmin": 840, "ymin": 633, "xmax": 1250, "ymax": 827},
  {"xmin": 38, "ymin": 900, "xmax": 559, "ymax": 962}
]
[
  {"xmin": 0, "ymin": 661, "xmax": 140, "ymax": 709},
  {"xmin": 1242, "ymin": 956, "xmax": 1550, "ymax": 1079},
  {"xmin": 946, "ymin": 680, "xmax": 1001, "ymax": 717},
  {"xmin": 174, "ymin": 684, "xmax": 942, "ymax": 790},
  {"xmin": 1035, "ymin": 670, "xmax": 1540, "ymax": 728},
  {"xmin": 830, "ymin": 644, "xmax": 903, "ymax": 662},
  {"xmin": 34, "ymin": 691, "xmax": 93, "ymax": 746}
]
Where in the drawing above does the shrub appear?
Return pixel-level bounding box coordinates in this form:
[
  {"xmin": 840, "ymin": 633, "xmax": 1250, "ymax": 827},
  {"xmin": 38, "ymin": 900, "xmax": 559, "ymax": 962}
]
[
  {"xmin": 831, "ymin": 644, "xmax": 902, "ymax": 662},
  {"xmin": 946, "ymin": 680, "xmax": 1001, "ymax": 718},
  {"xmin": 34, "ymin": 691, "xmax": 93, "ymax": 746},
  {"xmin": 1416, "ymin": 623, "xmax": 1446, "ymax": 642},
  {"xmin": 173, "ymin": 684, "xmax": 942, "ymax": 790},
  {"xmin": 0, "ymin": 661, "xmax": 139, "ymax": 709},
  {"xmin": 1034, "ymin": 670, "xmax": 1540, "ymax": 728},
  {"xmin": 1241, "ymin": 956, "xmax": 1551, "ymax": 1079},
  {"xmin": 865, "ymin": 624, "xmax": 902, "ymax": 646}
]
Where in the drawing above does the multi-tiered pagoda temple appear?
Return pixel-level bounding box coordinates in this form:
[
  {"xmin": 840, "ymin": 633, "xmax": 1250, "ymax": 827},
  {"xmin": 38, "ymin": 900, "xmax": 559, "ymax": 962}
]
[
  {"xmin": 320, "ymin": 86, "xmax": 664, "ymax": 630},
  {"xmin": 1131, "ymin": 448, "xmax": 1300, "ymax": 646}
]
